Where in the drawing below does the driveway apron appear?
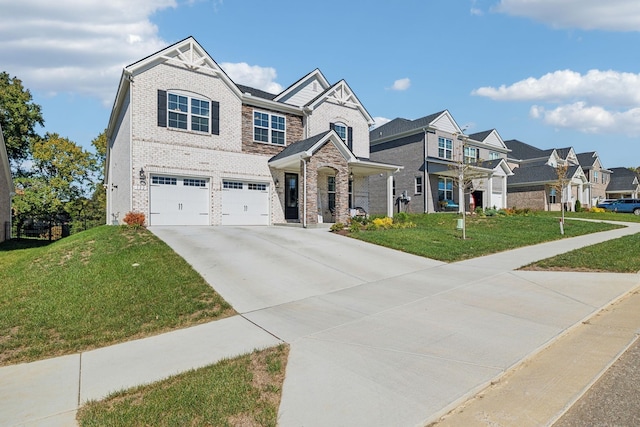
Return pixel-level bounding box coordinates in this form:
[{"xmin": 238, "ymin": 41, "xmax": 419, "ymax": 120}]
[{"xmin": 151, "ymin": 224, "xmax": 640, "ymax": 427}]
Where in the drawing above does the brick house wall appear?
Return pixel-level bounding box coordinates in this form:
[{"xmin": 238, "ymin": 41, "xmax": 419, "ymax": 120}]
[
  {"xmin": 508, "ymin": 186, "xmax": 548, "ymax": 210},
  {"xmin": 308, "ymin": 101, "xmax": 371, "ymax": 158}
]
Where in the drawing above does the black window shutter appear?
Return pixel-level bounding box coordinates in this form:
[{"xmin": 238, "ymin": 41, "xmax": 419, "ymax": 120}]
[
  {"xmin": 157, "ymin": 90, "xmax": 167, "ymax": 127},
  {"xmin": 211, "ymin": 101, "xmax": 220, "ymax": 135},
  {"xmin": 347, "ymin": 127, "xmax": 353, "ymax": 151},
  {"xmin": 329, "ymin": 122, "xmax": 335, "ymax": 131}
]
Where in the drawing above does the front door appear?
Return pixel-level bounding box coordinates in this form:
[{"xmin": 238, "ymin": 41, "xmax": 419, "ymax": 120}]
[{"xmin": 285, "ymin": 173, "xmax": 299, "ymax": 220}]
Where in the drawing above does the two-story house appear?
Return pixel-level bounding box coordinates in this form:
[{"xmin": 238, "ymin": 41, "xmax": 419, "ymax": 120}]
[
  {"xmin": 505, "ymin": 140, "xmax": 591, "ymax": 211},
  {"xmin": 368, "ymin": 110, "xmax": 512, "ymax": 214},
  {"xmin": 0, "ymin": 123, "xmax": 12, "ymax": 242},
  {"xmin": 606, "ymin": 167, "xmax": 640, "ymax": 199},
  {"xmin": 105, "ymin": 37, "xmax": 400, "ymax": 227},
  {"xmin": 577, "ymin": 152, "xmax": 611, "ymax": 206}
]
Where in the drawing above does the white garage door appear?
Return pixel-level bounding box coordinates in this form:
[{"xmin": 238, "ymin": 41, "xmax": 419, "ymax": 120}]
[
  {"xmin": 222, "ymin": 181, "xmax": 270, "ymax": 225},
  {"xmin": 149, "ymin": 176, "xmax": 210, "ymax": 225}
]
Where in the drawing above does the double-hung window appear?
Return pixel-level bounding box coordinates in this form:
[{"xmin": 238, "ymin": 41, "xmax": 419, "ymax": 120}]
[
  {"xmin": 438, "ymin": 177, "xmax": 453, "ymax": 201},
  {"xmin": 464, "ymin": 146, "xmax": 478, "ymax": 164},
  {"xmin": 415, "ymin": 176, "xmax": 423, "ymax": 195},
  {"xmin": 438, "ymin": 137, "xmax": 453, "ymax": 160},
  {"xmin": 167, "ymin": 93, "xmax": 210, "ymax": 132},
  {"xmin": 593, "ymin": 171, "xmax": 599, "ymax": 183},
  {"xmin": 549, "ymin": 188, "xmax": 557, "ymax": 204},
  {"xmin": 254, "ymin": 111, "xmax": 286, "ymax": 145},
  {"xmin": 489, "ymin": 151, "xmax": 501, "ymax": 160}
]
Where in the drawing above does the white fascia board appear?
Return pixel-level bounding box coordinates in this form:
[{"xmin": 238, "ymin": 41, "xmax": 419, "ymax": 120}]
[
  {"xmin": 308, "ymin": 80, "xmax": 374, "ymax": 125},
  {"xmin": 106, "ymin": 71, "xmax": 129, "ymax": 141},
  {"xmin": 274, "ymin": 69, "xmax": 330, "ymax": 102},
  {"xmin": 309, "ymin": 131, "xmax": 357, "ymax": 162}
]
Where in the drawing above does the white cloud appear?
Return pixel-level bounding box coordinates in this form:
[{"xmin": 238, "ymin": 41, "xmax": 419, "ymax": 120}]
[
  {"xmin": 220, "ymin": 62, "xmax": 283, "ymax": 94},
  {"xmin": 390, "ymin": 78, "xmax": 411, "ymax": 91},
  {"xmin": 474, "ymin": 69, "xmax": 640, "ymax": 136},
  {"xmin": 370, "ymin": 117, "xmax": 391, "ymax": 130},
  {"xmin": 0, "ymin": 0, "xmax": 177, "ymax": 105},
  {"xmin": 530, "ymin": 103, "xmax": 640, "ymax": 135},
  {"xmin": 494, "ymin": 0, "xmax": 640, "ymax": 31},
  {"xmin": 0, "ymin": 0, "xmax": 280, "ymax": 107},
  {"xmin": 473, "ymin": 69, "xmax": 640, "ymax": 107}
]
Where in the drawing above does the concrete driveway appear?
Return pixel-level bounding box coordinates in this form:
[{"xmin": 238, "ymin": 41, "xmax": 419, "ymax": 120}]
[{"xmin": 151, "ymin": 224, "xmax": 640, "ymax": 427}]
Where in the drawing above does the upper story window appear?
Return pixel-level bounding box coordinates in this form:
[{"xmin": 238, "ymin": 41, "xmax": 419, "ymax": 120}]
[
  {"xmin": 438, "ymin": 137, "xmax": 453, "ymax": 160},
  {"xmin": 489, "ymin": 151, "xmax": 501, "ymax": 160},
  {"xmin": 254, "ymin": 111, "xmax": 286, "ymax": 145},
  {"xmin": 167, "ymin": 93, "xmax": 210, "ymax": 133},
  {"xmin": 334, "ymin": 123, "xmax": 347, "ymax": 141},
  {"xmin": 464, "ymin": 146, "xmax": 478, "ymax": 164},
  {"xmin": 158, "ymin": 90, "xmax": 219, "ymax": 135},
  {"xmin": 593, "ymin": 171, "xmax": 599, "ymax": 183}
]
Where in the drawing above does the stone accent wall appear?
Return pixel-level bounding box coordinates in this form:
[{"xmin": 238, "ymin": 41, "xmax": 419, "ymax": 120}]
[
  {"xmin": 304, "ymin": 141, "xmax": 349, "ymax": 225},
  {"xmin": 241, "ymin": 105, "xmax": 304, "ymax": 156}
]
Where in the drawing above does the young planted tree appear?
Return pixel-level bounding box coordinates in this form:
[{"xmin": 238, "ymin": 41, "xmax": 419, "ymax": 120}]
[
  {"xmin": 448, "ymin": 140, "xmax": 488, "ymax": 240},
  {"xmin": 553, "ymin": 163, "xmax": 570, "ymax": 235}
]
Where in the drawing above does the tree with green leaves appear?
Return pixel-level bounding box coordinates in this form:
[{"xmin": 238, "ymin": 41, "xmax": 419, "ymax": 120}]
[
  {"xmin": 0, "ymin": 72, "xmax": 44, "ymax": 171},
  {"xmin": 13, "ymin": 133, "xmax": 96, "ymax": 236}
]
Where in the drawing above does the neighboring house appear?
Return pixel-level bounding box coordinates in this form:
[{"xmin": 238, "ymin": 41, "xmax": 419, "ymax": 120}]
[
  {"xmin": 0, "ymin": 123, "xmax": 13, "ymax": 242},
  {"xmin": 368, "ymin": 110, "xmax": 512, "ymax": 214},
  {"xmin": 577, "ymin": 151, "xmax": 611, "ymax": 206},
  {"xmin": 105, "ymin": 37, "xmax": 399, "ymax": 227},
  {"xmin": 505, "ymin": 140, "xmax": 589, "ymax": 211},
  {"xmin": 606, "ymin": 167, "xmax": 640, "ymax": 199}
]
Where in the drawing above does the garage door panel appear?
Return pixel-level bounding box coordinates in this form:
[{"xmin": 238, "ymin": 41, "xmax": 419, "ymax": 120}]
[
  {"xmin": 222, "ymin": 181, "xmax": 269, "ymax": 226},
  {"xmin": 149, "ymin": 176, "xmax": 209, "ymax": 226}
]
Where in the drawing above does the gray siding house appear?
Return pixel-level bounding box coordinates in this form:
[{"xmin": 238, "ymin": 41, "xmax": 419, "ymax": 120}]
[
  {"xmin": 368, "ymin": 111, "xmax": 511, "ymax": 214},
  {"xmin": 0, "ymin": 123, "xmax": 12, "ymax": 242},
  {"xmin": 105, "ymin": 37, "xmax": 399, "ymax": 227}
]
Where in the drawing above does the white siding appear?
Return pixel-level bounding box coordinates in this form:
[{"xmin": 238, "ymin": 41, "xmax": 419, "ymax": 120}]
[{"xmin": 277, "ymin": 76, "xmax": 325, "ymax": 107}]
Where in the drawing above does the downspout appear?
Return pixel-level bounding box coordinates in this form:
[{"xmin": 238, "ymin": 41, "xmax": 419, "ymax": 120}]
[{"xmin": 423, "ymin": 128, "xmax": 428, "ymax": 213}]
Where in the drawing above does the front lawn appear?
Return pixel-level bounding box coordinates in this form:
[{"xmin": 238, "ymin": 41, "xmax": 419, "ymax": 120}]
[
  {"xmin": 0, "ymin": 226, "xmax": 234, "ymax": 366},
  {"xmin": 350, "ymin": 213, "xmax": 622, "ymax": 262}
]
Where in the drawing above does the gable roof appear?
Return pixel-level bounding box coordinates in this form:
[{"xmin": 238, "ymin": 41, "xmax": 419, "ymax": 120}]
[
  {"xmin": 269, "ymin": 130, "xmax": 356, "ymax": 168},
  {"xmin": 370, "ymin": 110, "xmax": 465, "ymax": 144},
  {"xmin": 0, "ymin": 123, "xmax": 13, "ymax": 195},
  {"xmin": 504, "ymin": 139, "xmax": 545, "ymax": 160},
  {"xmin": 236, "ymin": 84, "xmax": 277, "ymax": 101},
  {"xmin": 273, "ymin": 69, "xmax": 330, "ymax": 105},
  {"xmin": 607, "ymin": 167, "xmax": 640, "ymax": 192},
  {"xmin": 467, "ymin": 129, "xmax": 509, "ymax": 152},
  {"xmin": 306, "ymin": 79, "xmax": 374, "ymax": 125},
  {"xmin": 577, "ymin": 151, "xmax": 597, "ymax": 167}
]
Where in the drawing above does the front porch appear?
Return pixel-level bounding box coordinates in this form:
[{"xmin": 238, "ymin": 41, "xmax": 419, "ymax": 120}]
[{"xmin": 269, "ymin": 131, "xmax": 401, "ymax": 227}]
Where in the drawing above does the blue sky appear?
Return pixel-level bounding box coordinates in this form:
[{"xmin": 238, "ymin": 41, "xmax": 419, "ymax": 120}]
[{"xmin": 2, "ymin": 0, "xmax": 640, "ymax": 168}]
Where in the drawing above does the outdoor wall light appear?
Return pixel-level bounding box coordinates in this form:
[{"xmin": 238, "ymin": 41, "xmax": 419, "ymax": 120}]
[{"xmin": 139, "ymin": 168, "xmax": 147, "ymax": 185}]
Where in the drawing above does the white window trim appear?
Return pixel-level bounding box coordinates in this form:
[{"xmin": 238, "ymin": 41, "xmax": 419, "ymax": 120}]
[
  {"xmin": 415, "ymin": 176, "xmax": 423, "ymax": 195},
  {"xmin": 253, "ymin": 109, "xmax": 286, "ymax": 145},
  {"xmin": 334, "ymin": 123, "xmax": 347, "ymax": 142},
  {"xmin": 438, "ymin": 137, "xmax": 453, "ymax": 160},
  {"xmin": 464, "ymin": 146, "xmax": 478, "ymax": 164},
  {"xmin": 167, "ymin": 91, "xmax": 211, "ymax": 133}
]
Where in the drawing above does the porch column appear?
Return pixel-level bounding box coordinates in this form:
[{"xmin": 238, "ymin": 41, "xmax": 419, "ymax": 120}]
[
  {"xmin": 502, "ymin": 175, "xmax": 507, "ymax": 209},
  {"xmin": 578, "ymin": 182, "xmax": 583, "ymax": 205},
  {"xmin": 386, "ymin": 172, "xmax": 394, "ymax": 218},
  {"xmin": 486, "ymin": 174, "xmax": 493, "ymax": 209}
]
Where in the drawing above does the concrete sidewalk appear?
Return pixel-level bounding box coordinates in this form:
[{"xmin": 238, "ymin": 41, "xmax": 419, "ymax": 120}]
[
  {"xmin": 1, "ymin": 220, "xmax": 638, "ymax": 427},
  {"xmin": 0, "ymin": 317, "xmax": 281, "ymax": 426}
]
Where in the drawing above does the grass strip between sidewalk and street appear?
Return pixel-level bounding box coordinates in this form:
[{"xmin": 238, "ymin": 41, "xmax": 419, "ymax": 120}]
[{"xmin": 77, "ymin": 344, "xmax": 289, "ymax": 427}]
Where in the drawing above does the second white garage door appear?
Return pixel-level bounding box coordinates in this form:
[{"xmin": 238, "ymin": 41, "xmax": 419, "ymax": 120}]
[{"xmin": 221, "ymin": 180, "xmax": 270, "ymax": 225}]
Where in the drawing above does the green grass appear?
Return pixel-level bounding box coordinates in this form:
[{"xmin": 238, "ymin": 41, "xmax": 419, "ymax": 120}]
[
  {"xmin": 536, "ymin": 210, "xmax": 640, "ymax": 223},
  {"xmin": 77, "ymin": 345, "xmax": 289, "ymax": 427},
  {"xmin": 524, "ymin": 233, "xmax": 640, "ymax": 273},
  {"xmin": 350, "ymin": 213, "xmax": 622, "ymax": 262},
  {"xmin": 0, "ymin": 226, "xmax": 234, "ymax": 365}
]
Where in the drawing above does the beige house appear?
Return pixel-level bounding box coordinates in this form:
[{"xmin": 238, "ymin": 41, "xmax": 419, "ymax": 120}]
[
  {"xmin": 0, "ymin": 123, "xmax": 13, "ymax": 242},
  {"xmin": 106, "ymin": 37, "xmax": 399, "ymax": 227}
]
